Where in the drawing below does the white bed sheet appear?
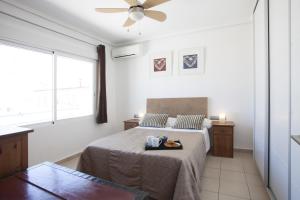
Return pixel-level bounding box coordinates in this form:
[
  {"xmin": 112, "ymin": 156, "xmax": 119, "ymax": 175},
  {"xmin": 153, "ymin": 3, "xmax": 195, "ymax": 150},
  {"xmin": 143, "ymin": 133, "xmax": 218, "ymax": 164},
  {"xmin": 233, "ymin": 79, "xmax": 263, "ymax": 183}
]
[{"xmin": 135, "ymin": 126, "xmax": 210, "ymax": 153}]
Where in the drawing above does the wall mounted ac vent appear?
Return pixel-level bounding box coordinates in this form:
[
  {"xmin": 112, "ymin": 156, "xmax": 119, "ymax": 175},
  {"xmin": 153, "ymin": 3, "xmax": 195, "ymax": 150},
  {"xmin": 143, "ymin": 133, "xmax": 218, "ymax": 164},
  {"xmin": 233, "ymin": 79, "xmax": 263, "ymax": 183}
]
[{"xmin": 111, "ymin": 44, "xmax": 141, "ymax": 59}]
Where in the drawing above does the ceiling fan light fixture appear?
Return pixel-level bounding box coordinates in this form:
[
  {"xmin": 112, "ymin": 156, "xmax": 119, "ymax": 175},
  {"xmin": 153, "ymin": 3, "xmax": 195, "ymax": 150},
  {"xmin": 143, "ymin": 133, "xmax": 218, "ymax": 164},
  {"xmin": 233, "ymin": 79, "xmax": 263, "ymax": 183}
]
[{"xmin": 129, "ymin": 6, "xmax": 144, "ymax": 21}]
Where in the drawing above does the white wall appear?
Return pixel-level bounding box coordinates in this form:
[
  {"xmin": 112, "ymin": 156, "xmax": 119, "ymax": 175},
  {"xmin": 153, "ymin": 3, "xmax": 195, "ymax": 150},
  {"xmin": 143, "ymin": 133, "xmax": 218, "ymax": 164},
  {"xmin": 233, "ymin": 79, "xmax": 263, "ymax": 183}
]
[
  {"xmin": 114, "ymin": 23, "xmax": 254, "ymax": 150},
  {"xmin": 269, "ymin": 0, "xmax": 290, "ymax": 199},
  {"xmin": 0, "ymin": 1, "xmax": 119, "ymax": 166}
]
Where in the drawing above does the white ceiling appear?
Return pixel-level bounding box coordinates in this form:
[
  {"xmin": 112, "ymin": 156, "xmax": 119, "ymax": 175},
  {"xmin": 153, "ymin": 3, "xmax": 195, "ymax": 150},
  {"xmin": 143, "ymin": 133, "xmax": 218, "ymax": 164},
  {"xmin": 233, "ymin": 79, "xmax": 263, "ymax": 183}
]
[{"xmin": 11, "ymin": 0, "xmax": 255, "ymax": 45}]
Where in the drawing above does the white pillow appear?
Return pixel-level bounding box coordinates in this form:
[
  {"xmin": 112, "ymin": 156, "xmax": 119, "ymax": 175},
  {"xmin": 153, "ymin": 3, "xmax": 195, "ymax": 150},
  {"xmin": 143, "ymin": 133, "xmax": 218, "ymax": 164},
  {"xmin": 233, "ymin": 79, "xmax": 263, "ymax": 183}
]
[
  {"xmin": 202, "ymin": 118, "xmax": 212, "ymax": 129},
  {"xmin": 166, "ymin": 117, "xmax": 176, "ymax": 127}
]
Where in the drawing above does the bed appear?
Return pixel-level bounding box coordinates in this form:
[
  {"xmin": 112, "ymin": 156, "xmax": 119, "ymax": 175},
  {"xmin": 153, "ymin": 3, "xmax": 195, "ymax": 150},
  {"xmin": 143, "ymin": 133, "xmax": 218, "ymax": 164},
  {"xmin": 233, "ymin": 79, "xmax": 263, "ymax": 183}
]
[{"xmin": 77, "ymin": 97, "xmax": 209, "ymax": 200}]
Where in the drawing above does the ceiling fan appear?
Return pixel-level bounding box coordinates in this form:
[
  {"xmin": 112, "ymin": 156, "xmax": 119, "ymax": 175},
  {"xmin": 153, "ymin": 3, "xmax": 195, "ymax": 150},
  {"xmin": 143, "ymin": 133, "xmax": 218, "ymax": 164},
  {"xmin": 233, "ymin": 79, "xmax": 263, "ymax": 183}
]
[{"xmin": 95, "ymin": 0, "xmax": 170, "ymax": 27}]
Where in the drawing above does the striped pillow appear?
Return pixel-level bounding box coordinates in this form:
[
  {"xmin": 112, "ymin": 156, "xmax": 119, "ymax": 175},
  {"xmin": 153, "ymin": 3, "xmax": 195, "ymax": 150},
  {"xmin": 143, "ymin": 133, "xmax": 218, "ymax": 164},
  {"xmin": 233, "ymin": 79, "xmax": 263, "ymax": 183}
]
[
  {"xmin": 172, "ymin": 115, "xmax": 205, "ymax": 130},
  {"xmin": 139, "ymin": 113, "xmax": 169, "ymax": 128}
]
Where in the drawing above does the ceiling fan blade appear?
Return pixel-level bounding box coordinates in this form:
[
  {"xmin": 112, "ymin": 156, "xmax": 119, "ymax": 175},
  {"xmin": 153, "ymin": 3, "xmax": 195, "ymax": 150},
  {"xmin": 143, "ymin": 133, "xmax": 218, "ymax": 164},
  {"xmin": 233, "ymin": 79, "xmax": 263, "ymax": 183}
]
[
  {"xmin": 123, "ymin": 18, "xmax": 136, "ymax": 27},
  {"xmin": 95, "ymin": 8, "xmax": 128, "ymax": 13},
  {"xmin": 143, "ymin": 0, "xmax": 170, "ymax": 9},
  {"xmin": 144, "ymin": 10, "xmax": 167, "ymax": 22},
  {"xmin": 123, "ymin": 0, "xmax": 137, "ymax": 6}
]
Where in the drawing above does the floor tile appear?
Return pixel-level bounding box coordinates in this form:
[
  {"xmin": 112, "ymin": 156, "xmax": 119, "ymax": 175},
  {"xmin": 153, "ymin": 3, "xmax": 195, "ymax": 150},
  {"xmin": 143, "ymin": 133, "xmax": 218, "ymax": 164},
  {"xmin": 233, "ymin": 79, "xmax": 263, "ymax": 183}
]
[
  {"xmin": 245, "ymin": 173, "xmax": 264, "ymax": 187},
  {"xmin": 200, "ymin": 190, "xmax": 218, "ymax": 200},
  {"xmin": 219, "ymin": 194, "xmax": 249, "ymax": 200},
  {"xmin": 219, "ymin": 180, "xmax": 250, "ymax": 199},
  {"xmin": 243, "ymin": 162, "xmax": 259, "ymax": 175},
  {"xmin": 58, "ymin": 156, "xmax": 80, "ymax": 170},
  {"xmin": 200, "ymin": 177, "xmax": 220, "ymax": 193},
  {"xmin": 221, "ymin": 159, "xmax": 244, "ymax": 172},
  {"xmin": 222, "ymin": 157, "xmax": 243, "ymax": 163},
  {"xmin": 207, "ymin": 155, "xmax": 222, "ymax": 161},
  {"xmin": 241, "ymin": 158, "xmax": 254, "ymax": 163},
  {"xmin": 248, "ymin": 185, "xmax": 270, "ymax": 200},
  {"xmin": 206, "ymin": 156, "xmax": 221, "ymax": 169},
  {"xmin": 222, "ymin": 157, "xmax": 243, "ymax": 164},
  {"xmin": 202, "ymin": 167, "xmax": 221, "ymax": 179},
  {"xmin": 242, "ymin": 159, "xmax": 256, "ymax": 166},
  {"xmin": 234, "ymin": 152, "xmax": 253, "ymax": 160},
  {"xmin": 220, "ymin": 170, "xmax": 246, "ymax": 183}
]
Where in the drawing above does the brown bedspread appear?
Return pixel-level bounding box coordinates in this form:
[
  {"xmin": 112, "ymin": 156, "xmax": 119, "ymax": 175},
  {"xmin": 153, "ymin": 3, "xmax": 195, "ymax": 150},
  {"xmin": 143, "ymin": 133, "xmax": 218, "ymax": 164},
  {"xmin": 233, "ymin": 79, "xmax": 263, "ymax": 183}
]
[{"xmin": 77, "ymin": 128, "xmax": 207, "ymax": 200}]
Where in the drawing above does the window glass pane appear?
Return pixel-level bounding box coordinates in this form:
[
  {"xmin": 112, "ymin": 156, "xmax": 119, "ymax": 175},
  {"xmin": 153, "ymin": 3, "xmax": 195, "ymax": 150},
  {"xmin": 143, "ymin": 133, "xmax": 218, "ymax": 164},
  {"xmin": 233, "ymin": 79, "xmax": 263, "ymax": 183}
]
[
  {"xmin": 0, "ymin": 44, "xmax": 53, "ymax": 126},
  {"xmin": 56, "ymin": 56, "xmax": 94, "ymax": 120}
]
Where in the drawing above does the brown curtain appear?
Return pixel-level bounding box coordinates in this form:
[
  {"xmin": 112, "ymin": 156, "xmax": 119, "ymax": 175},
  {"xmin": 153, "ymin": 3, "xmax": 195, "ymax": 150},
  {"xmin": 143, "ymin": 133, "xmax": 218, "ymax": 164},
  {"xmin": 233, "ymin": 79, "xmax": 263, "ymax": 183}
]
[{"xmin": 96, "ymin": 45, "xmax": 107, "ymax": 124}]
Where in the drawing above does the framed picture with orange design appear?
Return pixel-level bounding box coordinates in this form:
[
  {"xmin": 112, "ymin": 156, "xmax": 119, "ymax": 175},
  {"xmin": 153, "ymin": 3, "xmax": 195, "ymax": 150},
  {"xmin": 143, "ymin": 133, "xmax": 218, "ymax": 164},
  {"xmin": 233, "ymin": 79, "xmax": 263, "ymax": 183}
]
[{"xmin": 149, "ymin": 51, "xmax": 172, "ymax": 78}]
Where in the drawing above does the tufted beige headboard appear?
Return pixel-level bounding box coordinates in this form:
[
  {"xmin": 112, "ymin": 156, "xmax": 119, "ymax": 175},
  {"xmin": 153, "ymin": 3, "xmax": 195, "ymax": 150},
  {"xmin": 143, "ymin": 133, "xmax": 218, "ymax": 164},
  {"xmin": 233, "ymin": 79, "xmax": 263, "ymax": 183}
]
[{"xmin": 146, "ymin": 97, "xmax": 208, "ymax": 117}]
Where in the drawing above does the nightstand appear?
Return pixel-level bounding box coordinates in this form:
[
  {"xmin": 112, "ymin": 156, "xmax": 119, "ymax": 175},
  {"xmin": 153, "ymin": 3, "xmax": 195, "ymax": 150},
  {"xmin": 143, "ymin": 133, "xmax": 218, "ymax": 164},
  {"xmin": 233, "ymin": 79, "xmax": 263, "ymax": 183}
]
[
  {"xmin": 123, "ymin": 119, "xmax": 140, "ymax": 130},
  {"xmin": 211, "ymin": 121, "xmax": 235, "ymax": 157}
]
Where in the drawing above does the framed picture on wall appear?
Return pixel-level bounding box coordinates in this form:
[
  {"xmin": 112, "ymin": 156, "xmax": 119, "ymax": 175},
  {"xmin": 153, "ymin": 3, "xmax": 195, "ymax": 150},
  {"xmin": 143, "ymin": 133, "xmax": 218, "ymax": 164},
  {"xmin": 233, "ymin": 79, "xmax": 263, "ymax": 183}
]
[
  {"xmin": 178, "ymin": 48, "xmax": 205, "ymax": 75},
  {"xmin": 149, "ymin": 51, "xmax": 172, "ymax": 77}
]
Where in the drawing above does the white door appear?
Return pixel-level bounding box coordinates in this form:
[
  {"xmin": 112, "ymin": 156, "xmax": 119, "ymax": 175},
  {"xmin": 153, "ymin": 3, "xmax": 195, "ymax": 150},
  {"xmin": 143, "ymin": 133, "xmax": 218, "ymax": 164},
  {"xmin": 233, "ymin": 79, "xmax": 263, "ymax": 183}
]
[
  {"xmin": 253, "ymin": 0, "xmax": 269, "ymax": 183},
  {"xmin": 291, "ymin": 0, "xmax": 300, "ymax": 133},
  {"xmin": 291, "ymin": 0, "xmax": 300, "ymax": 198},
  {"xmin": 269, "ymin": 0, "xmax": 290, "ymax": 199}
]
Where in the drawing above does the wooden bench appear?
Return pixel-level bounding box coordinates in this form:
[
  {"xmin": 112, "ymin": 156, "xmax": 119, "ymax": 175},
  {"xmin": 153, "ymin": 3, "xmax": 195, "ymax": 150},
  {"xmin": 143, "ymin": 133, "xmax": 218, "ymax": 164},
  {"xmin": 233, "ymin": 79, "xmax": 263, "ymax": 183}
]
[{"xmin": 0, "ymin": 162, "xmax": 149, "ymax": 200}]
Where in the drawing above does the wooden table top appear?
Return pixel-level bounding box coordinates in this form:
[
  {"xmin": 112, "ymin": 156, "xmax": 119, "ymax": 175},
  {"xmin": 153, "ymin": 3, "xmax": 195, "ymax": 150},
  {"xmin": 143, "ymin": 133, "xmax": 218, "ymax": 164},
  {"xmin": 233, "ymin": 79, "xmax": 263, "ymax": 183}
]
[
  {"xmin": 0, "ymin": 126, "xmax": 33, "ymax": 137},
  {"xmin": 124, "ymin": 119, "xmax": 140, "ymax": 123},
  {"xmin": 0, "ymin": 162, "xmax": 148, "ymax": 200},
  {"xmin": 212, "ymin": 120, "xmax": 235, "ymax": 127}
]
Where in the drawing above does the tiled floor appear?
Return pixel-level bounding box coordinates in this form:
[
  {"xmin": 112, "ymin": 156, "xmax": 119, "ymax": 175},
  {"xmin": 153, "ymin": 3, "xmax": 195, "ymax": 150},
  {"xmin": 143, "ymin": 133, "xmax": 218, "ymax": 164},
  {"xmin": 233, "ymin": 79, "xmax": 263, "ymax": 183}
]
[
  {"xmin": 201, "ymin": 151, "xmax": 270, "ymax": 200},
  {"xmin": 59, "ymin": 151, "xmax": 270, "ymax": 200},
  {"xmin": 58, "ymin": 156, "xmax": 79, "ymax": 170}
]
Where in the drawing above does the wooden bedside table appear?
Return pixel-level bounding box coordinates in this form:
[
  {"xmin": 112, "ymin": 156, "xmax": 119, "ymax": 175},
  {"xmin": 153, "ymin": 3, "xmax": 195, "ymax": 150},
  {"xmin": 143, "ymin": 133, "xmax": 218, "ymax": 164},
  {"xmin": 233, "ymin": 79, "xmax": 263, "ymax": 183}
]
[
  {"xmin": 211, "ymin": 121, "xmax": 235, "ymax": 158},
  {"xmin": 124, "ymin": 119, "xmax": 140, "ymax": 130}
]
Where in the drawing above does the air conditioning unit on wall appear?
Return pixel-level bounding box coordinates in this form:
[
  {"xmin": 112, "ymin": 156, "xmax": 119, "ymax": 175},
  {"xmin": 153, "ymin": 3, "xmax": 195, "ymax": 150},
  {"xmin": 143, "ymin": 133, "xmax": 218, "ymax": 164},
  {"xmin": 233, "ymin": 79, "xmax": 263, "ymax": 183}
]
[{"xmin": 111, "ymin": 44, "xmax": 141, "ymax": 59}]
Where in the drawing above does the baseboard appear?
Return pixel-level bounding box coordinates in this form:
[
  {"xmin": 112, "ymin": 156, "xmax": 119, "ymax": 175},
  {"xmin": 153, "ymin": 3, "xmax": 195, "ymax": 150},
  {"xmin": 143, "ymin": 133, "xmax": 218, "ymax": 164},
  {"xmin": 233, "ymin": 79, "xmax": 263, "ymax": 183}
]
[
  {"xmin": 55, "ymin": 152, "xmax": 82, "ymax": 164},
  {"xmin": 234, "ymin": 148, "xmax": 253, "ymax": 153}
]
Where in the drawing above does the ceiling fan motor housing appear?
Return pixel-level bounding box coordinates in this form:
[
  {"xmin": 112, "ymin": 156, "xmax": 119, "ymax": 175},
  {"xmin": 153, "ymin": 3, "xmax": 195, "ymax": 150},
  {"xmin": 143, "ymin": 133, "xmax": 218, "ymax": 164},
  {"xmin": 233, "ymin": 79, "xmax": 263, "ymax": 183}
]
[{"xmin": 129, "ymin": 5, "xmax": 144, "ymax": 21}]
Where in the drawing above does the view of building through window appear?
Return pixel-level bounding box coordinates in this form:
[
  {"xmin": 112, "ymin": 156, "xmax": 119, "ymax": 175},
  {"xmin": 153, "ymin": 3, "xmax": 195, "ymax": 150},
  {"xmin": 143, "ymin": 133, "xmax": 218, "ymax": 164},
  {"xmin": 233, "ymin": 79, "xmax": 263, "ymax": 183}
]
[
  {"xmin": 0, "ymin": 44, "xmax": 53, "ymax": 125},
  {"xmin": 57, "ymin": 56, "xmax": 94, "ymax": 120},
  {"xmin": 0, "ymin": 43, "xmax": 94, "ymax": 126}
]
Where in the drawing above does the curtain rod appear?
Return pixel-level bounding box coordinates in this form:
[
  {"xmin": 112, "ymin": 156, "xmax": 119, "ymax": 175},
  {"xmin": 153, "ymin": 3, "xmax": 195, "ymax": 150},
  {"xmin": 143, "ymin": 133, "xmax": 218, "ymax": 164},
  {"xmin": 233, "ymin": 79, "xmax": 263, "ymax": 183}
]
[{"xmin": 0, "ymin": 1, "xmax": 111, "ymax": 46}]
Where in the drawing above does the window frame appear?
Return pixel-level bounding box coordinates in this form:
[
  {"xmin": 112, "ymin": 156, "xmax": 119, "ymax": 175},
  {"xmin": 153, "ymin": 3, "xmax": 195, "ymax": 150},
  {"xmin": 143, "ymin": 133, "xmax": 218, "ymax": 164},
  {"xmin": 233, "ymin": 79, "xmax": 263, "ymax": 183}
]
[{"xmin": 0, "ymin": 41, "xmax": 96, "ymax": 127}]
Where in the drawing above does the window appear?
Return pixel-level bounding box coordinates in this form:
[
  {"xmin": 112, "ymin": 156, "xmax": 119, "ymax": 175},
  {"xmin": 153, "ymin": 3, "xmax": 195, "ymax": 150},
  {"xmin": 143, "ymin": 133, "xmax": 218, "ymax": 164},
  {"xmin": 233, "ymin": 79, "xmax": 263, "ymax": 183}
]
[
  {"xmin": 56, "ymin": 56, "xmax": 94, "ymax": 120},
  {"xmin": 0, "ymin": 43, "xmax": 95, "ymax": 126},
  {"xmin": 0, "ymin": 44, "xmax": 53, "ymax": 126}
]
